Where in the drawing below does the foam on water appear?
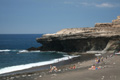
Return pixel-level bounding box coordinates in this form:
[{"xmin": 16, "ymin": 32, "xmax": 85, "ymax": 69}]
[
  {"xmin": 18, "ymin": 50, "xmax": 29, "ymax": 53},
  {"xmin": 0, "ymin": 49, "xmax": 11, "ymax": 52},
  {"xmin": 0, "ymin": 55, "xmax": 79, "ymax": 75},
  {"xmin": 95, "ymin": 54, "xmax": 102, "ymax": 56},
  {"xmin": 17, "ymin": 50, "xmax": 40, "ymax": 54},
  {"xmin": 30, "ymin": 50, "xmax": 40, "ymax": 52}
]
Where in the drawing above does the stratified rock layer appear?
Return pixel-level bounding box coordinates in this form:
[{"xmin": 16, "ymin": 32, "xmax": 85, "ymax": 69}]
[{"xmin": 36, "ymin": 16, "xmax": 120, "ymax": 53}]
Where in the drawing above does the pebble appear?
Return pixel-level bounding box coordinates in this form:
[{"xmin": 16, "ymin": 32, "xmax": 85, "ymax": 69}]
[
  {"xmin": 28, "ymin": 75, "xmax": 31, "ymax": 77},
  {"xmin": 113, "ymin": 62, "xmax": 116, "ymax": 64},
  {"xmin": 39, "ymin": 75, "xmax": 42, "ymax": 77},
  {"xmin": 22, "ymin": 75, "xmax": 26, "ymax": 77},
  {"xmin": 58, "ymin": 69, "xmax": 61, "ymax": 72},
  {"xmin": 101, "ymin": 76, "xmax": 105, "ymax": 80}
]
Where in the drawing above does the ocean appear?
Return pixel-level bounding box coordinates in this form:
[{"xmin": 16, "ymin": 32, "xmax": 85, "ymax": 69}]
[{"xmin": 0, "ymin": 34, "xmax": 78, "ymax": 75}]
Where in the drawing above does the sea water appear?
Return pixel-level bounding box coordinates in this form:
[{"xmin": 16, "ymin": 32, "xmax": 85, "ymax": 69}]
[{"xmin": 0, "ymin": 34, "xmax": 78, "ymax": 75}]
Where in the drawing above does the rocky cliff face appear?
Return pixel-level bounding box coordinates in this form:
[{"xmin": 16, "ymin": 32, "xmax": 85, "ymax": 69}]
[
  {"xmin": 36, "ymin": 27, "xmax": 120, "ymax": 53},
  {"xmin": 36, "ymin": 16, "xmax": 120, "ymax": 53}
]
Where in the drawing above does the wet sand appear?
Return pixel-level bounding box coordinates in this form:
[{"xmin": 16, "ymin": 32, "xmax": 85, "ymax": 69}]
[{"xmin": 1, "ymin": 53, "xmax": 120, "ymax": 80}]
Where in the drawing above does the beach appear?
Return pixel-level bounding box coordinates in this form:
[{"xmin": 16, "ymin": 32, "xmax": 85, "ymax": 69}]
[{"xmin": 0, "ymin": 53, "xmax": 120, "ymax": 80}]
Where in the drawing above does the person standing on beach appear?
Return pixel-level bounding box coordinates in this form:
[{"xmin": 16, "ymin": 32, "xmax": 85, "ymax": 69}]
[
  {"xmin": 101, "ymin": 56, "xmax": 104, "ymax": 62},
  {"xmin": 98, "ymin": 57, "xmax": 100, "ymax": 63},
  {"xmin": 95, "ymin": 58, "xmax": 98, "ymax": 63}
]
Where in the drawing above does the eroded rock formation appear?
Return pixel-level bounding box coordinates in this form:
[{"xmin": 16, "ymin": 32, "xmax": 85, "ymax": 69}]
[
  {"xmin": 36, "ymin": 16, "xmax": 120, "ymax": 53},
  {"xmin": 95, "ymin": 16, "xmax": 120, "ymax": 28}
]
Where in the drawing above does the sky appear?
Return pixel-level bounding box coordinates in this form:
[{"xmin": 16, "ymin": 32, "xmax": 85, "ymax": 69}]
[{"xmin": 0, "ymin": 0, "xmax": 120, "ymax": 34}]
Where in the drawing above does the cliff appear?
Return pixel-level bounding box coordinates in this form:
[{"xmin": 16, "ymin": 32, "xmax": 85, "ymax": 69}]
[
  {"xmin": 95, "ymin": 16, "xmax": 120, "ymax": 28},
  {"xmin": 36, "ymin": 16, "xmax": 120, "ymax": 53}
]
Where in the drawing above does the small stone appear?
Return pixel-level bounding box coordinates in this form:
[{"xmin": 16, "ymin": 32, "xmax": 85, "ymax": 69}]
[
  {"xmin": 28, "ymin": 75, "xmax": 31, "ymax": 76},
  {"xmin": 39, "ymin": 75, "xmax": 42, "ymax": 77},
  {"xmin": 58, "ymin": 69, "xmax": 61, "ymax": 72},
  {"xmin": 113, "ymin": 62, "xmax": 116, "ymax": 64},
  {"xmin": 22, "ymin": 75, "xmax": 26, "ymax": 77},
  {"xmin": 101, "ymin": 76, "xmax": 104, "ymax": 80}
]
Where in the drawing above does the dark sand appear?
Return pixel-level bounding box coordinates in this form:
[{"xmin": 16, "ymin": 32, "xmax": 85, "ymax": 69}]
[
  {"xmin": 40, "ymin": 54, "xmax": 120, "ymax": 80},
  {"xmin": 0, "ymin": 53, "xmax": 120, "ymax": 80}
]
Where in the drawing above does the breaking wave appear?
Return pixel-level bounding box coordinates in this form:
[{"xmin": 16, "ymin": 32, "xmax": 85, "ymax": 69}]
[
  {"xmin": 0, "ymin": 49, "xmax": 11, "ymax": 52},
  {"xmin": 0, "ymin": 55, "xmax": 79, "ymax": 75},
  {"xmin": 18, "ymin": 50, "xmax": 40, "ymax": 53}
]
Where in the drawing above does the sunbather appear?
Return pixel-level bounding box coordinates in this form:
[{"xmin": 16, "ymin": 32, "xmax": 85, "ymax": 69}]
[
  {"xmin": 69, "ymin": 65, "xmax": 76, "ymax": 69},
  {"xmin": 49, "ymin": 65, "xmax": 58, "ymax": 72},
  {"xmin": 88, "ymin": 65, "xmax": 96, "ymax": 70}
]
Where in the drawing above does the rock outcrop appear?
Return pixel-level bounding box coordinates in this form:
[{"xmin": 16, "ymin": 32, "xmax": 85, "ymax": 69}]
[
  {"xmin": 36, "ymin": 16, "xmax": 120, "ymax": 53},
  {"xmin": 95, "ymin": 16, "xmax": 120, "ymax": 28}
]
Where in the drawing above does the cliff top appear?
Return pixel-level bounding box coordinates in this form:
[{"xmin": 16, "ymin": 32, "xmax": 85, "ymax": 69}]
[
  {"xmin": 95, "ymin": 16, "xmax": 120, "ymax": 27},
  {"xmin": 41, "ymin": 16, "xmax": 120, "ymax": 38}
]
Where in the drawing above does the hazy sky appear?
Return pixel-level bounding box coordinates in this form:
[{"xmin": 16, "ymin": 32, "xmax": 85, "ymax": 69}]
[{"xmin": 0, "ymin": 0, "xmax": 120, "ymax": 34}]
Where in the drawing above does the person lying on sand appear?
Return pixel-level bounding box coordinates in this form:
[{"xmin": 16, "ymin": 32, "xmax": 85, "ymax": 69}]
[
  {"xmin": 49, "ymin": 65, "xmax": 58, "ymax": 72},
  {"xmin": 69, "ymin": 65, "xmax": 76, "ymax": 69},
  {"xmin": 88, "ymin": 65, "xmax": 96, "ymax": 70},
  {"xmin": 88, "ymin": 65, "xmax": 102, "ymax": 70}
]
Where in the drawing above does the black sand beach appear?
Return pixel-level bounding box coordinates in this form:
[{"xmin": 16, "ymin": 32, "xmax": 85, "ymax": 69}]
[
  {"xmin": 1, "ymin": 53, "xmax": 120, "ymax": 80},
  {"xmin": 0, "ymin": 54, "xmax": 95, "ymax": 79}
]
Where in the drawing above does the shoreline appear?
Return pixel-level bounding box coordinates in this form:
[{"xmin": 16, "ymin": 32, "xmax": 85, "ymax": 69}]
[
  {"xmin": 1, "ymin": 52, "xmax": 119, "ymax": 80},
  {"xmin": 0, "ymin": 51, "xmax": 78, "ymax": 76},
  {"xmin": 0, "ymin": 54, "xmax": 95, "ymax": 79}
]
